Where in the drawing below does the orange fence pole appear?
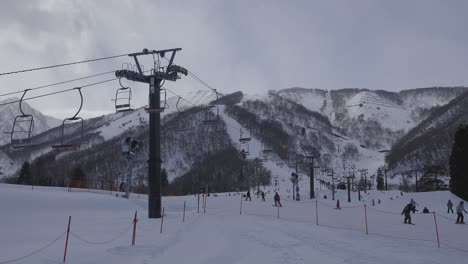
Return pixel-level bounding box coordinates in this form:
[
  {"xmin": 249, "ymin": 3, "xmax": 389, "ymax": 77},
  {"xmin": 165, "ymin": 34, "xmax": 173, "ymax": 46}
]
[
  {"xmin": 132, "ymin": 211, "xmax": 138, "ymax": 246},
  {"xmin": 433, "ymin": 212, "xmax": 440, "ymax": 248},
  {"xmin": 364, "ymin": 204, "xmax": 368, "ymax": 235},
  {"xmin": 63, "ymin": 216, "xmax": 71, "ymax": 263},
  {"xmin": 160, "ymin": 207, "xmax": 165, "ymax": 234},
  {"xmin": 315, "ymin": 200, "xmax": 319, "ymax": 225},
  {"xmin": 203, "ymin": 194, "xmax": 206, "ymax": 214},
  {"xmin": 240, "ymin": 195, "xmax": 243, "ymax": 215},
  {"xmin": 183, "ymin": 201, "xmax": 186, "ymax": 222}
]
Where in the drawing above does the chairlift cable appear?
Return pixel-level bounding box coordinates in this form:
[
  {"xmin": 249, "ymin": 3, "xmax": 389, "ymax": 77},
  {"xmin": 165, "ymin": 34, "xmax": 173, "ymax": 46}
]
[
  {"xmin": 0, "ymin": 53, "xmax": 129, "ymax": 77},
  {"xmin": 0, "ymin": 77, "xmax": 118, "ymax": 107},
  {"xmin": 162, "ymin": 57, "xmax": 216, "ymax": 92},
  {"xmin": 0, "ymin": 70, "xmax": 117, "ymax": 99}
]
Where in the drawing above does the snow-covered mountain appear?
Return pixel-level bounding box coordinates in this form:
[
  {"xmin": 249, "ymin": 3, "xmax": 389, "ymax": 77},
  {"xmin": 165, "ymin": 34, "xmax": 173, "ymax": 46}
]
[
  {"xmin": 387, "ymin": 90, "xmax": 468, "ymax": 173},
  {"xmin": 0, "ymin": 90, "xmax": 220, "ymax": 183},
  {"xmin": 1, "ymin": 87, "xmax": 467, "ymax": 193},
  {"xmin": 278, "ymin": 87, "xmax": 467, "ymax": 133}
]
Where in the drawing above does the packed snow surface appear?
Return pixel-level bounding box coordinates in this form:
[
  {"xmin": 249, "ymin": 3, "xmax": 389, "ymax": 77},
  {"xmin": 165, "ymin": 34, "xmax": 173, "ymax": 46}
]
[{"xmin": 1, "ymin": 183, "xmax": 467, "ymax": 264}]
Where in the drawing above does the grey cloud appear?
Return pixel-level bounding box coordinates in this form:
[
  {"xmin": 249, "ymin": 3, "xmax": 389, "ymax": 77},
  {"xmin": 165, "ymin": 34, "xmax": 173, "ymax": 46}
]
[{"xmin": 1, "ymin": 0, "xmax": 468, "ymax": 119}]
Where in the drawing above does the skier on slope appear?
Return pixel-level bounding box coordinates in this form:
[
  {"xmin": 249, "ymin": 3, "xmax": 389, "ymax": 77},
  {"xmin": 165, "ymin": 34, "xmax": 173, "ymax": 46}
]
[
  {"xmin": 402, "ymin": 202, "xmax": 418, "ymax": 224},
  {"xmin": 261, "ymin": 191, "xmax": 266, "ymax": 202},
  {"xmin": 245, "ymin": 190, "xmax": 252, "ymax": 201},
  {"xmin": 447, "ymin": 200, "xmax": 454, "ymax": 214},
  {"xmin": 274, "ymin": 192, "xmax": 282, "ymax": 207},
  {"xmin": 456, "ymin": 201, "xmax": 467, "ymax": 224}
]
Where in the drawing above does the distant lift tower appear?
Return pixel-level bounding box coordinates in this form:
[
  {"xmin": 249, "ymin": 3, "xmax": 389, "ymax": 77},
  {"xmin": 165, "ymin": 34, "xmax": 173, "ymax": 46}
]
[{"xmin": 116, "ymin": 48, "xmax": 187, "ymax": 218}]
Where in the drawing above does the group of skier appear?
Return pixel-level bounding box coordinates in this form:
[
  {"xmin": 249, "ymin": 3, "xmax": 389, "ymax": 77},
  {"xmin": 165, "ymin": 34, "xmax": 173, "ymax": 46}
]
[
  {"xmin": 448, "ymin": 199, "xmax": 467, "ymax": 224},
  {"xmin": 402, "ymin": 198, "xmax": 467, "ymax": 224},
  {"xmin": 245, "ymin": 190, "xmax": 466, "ymax": 225},
  {"xmin": 244, "ymin": 190, "xmax": 282, "ymax": 207}
]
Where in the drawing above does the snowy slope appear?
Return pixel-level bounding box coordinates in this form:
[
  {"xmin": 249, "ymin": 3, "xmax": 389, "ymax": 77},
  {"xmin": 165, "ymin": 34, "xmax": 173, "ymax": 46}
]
[
  {"xmin": 277, "ymin": 87, "xmax": 466, "ymax": 132},
  {"xmin": 345, "ymin": 91, "xmax": 414, "ymax": 131},
  {"xmin": 218, "ymin": 105, "xmax": 297, "ymax": 194},
  {"xmin": 219, "ymin": 105, "xmax": 388, "ymax": 199},
  {"xmin": 1, "ymin": 183, "xmax": 467, "ymax": 264},
  {"xmin": 93, "ymin": 90, "xmax": 217, "ymax": 141}
]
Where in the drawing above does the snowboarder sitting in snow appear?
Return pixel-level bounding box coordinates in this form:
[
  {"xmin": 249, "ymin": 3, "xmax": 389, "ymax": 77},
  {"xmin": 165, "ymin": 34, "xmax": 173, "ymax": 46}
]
[
  {"xmin": 456, "ymin": 201, "xmax": 467, "ymax": 224},
  {"xmin": 447, "ymin": 200, "xmax": 454, "ymax": 214},
  {"xmin": 422, "ymin": 207, "xmax": 430, "ymax": 214},
  {"xmin": 274, "ymin": 192, "xmax": 282, "ymax": 207},
  {"xmin": 402, "ymin": 203, "xmax": 417, "ymax": 224},
  {"xmin": 245, "ymin": 190, "xmax": 252, "ymax": 201}
]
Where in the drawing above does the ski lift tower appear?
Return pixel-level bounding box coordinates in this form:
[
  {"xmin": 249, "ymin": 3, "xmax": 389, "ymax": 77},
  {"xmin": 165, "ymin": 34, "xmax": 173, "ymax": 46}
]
[
  {"xmin": 290, "ymin": 172, "xmax": 299, "ymax": 201},
  {"xmin": 116, "ymin": 48, "xmax": 187, "ymax": 218},
  {"xmin": 305, "ymin": 154, "xmax": 320, "ymax": 199}
]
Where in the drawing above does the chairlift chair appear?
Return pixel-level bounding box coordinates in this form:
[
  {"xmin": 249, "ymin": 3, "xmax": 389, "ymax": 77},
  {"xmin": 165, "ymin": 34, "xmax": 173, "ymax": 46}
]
[
  {"xmin": 175, "ymin": 97, "xmax": 190, "ymax": 132},
  {"xmin": 10, "ymin": 90, "xmax": 36, "ymax": 149},
  {"xmin": 52, "ymin": 88, "xmax": 84, "ymax": 152},
  {"xmin": 259, "ymin": 151, "xmax": 268, "ymax": 162},
  {"xmin": 259, "ymin": 143, "xmax": 272, "ymax": 162},
  {"xmin": 203, "ymin": 89, "xmax": 220, "ymax": 124},
  {"xmin": 238, "ymin": 127, "xmax": 251, "ymax": 154},
  {"xmin": 114, "ymin": 78, "xmax": 133, "ymax": 113},
  {"xmin": 239, "ymin": 127, "xmax": 251, "ymax": 142},
  {"xmin": 202, "ymin": 105, "xmax": 219, "ymax": 124},
  {"xmin": 261, "ymin": 142, "xmax": 273, "ymax": 153},
  {"xmin": 276, "ymin": 161, "xmax": 284, "ymax": 168},
  {"xmin": 144, "ymin": 88, "xmax": 167, "ymax": 113}
]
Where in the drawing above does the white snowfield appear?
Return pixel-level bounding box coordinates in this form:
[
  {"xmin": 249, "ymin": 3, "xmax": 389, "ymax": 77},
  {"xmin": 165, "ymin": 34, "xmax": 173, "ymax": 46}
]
[{"xmin": 0, "ymin": 183, "xmax": 467, "ymax": 264}]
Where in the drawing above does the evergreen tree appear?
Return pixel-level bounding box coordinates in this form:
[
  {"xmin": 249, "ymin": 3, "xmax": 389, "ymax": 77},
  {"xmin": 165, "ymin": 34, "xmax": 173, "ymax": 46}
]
[
  {"xmin": 238, "ymin": 167, "xmax": 245, "ymax": 188},
  {"xmin": 17, "ymin": 161, "xmax": 31, "ymax": 185},
  {"xmin": 377, "ymin": 175, "xmax": 384, "ymax": 191},
  {"xmin": 376, "ymin": 167, "xmax": 384, "ymax": 191},
  {"xmin": 71, "ymin": 167, "xmax": 88, "ymax": 188},
  {"xmin": 450, "ymin": 124, "xmax": 468, "ymax": 200}
]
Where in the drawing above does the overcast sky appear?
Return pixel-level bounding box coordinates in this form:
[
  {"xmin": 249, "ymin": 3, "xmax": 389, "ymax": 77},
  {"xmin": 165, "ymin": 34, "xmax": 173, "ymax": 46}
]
[{"xmin": 1, "ymin": 0, "xmax": 468, "ymax": 119}]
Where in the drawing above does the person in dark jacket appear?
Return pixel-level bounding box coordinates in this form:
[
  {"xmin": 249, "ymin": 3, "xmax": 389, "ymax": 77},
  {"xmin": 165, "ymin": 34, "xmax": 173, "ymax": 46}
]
[
  {"xmin": 274, "ymin": 192, "xmax": 282, "ymax": 207},
  {"xmin": 402, "ymin": 203, "xmax": 418, "ymax": 224},
  {"xmin": 245, "ymin": 190, "xmax": 251, "ymax": 201},
  {"xmin": 456, "ymin": 201, "xmax": 467, "ymax": 224},
  {"xmin": 422, "ymin": 207, "xmax": 430, "ymax": 214},
  {"xmin": 261, "ymin": 191, "xmax": 266, "ymax": 202},
  {"xmin": 447, "ymin": 200, "xmax": 454, "ymax": 214}
]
